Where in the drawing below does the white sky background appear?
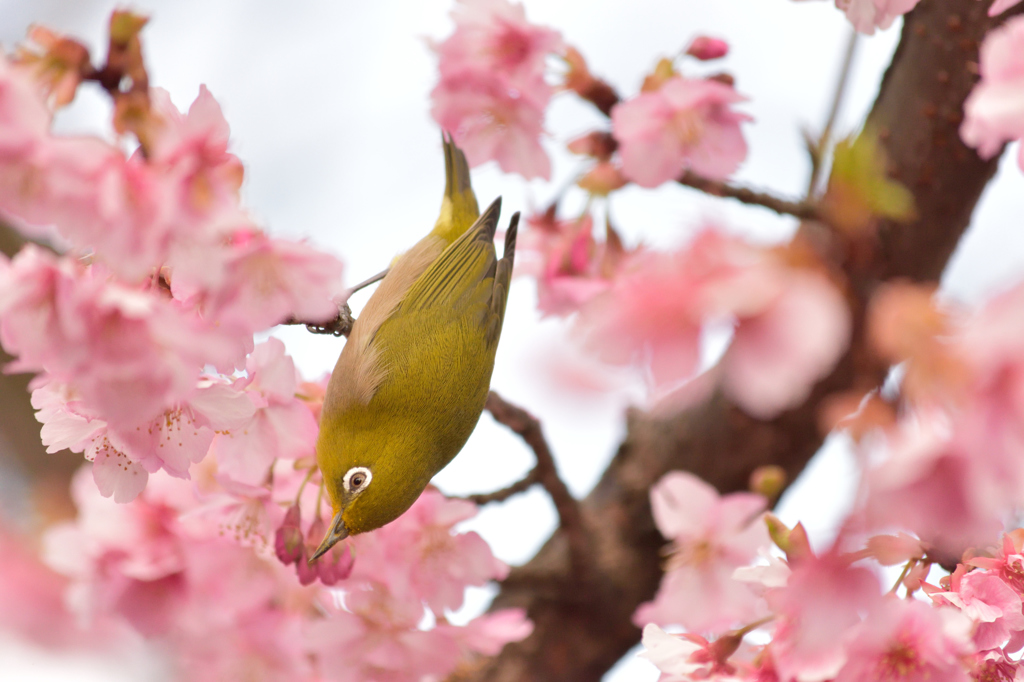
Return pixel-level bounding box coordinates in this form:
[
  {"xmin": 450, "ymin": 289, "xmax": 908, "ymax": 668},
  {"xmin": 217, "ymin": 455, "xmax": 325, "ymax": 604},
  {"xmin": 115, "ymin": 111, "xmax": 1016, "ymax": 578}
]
[{"xmin": 0, "ymin": 0, "xmax": 1022, "ymax": 680}]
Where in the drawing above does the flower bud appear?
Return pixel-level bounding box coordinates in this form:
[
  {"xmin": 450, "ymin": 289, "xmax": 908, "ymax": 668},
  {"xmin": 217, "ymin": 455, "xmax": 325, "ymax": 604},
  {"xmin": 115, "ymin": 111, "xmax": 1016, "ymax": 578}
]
[
  {"xmin": 274, "ymin": 504, "xmax": 304, "ymax": 566},
  {"xmin": 686, "ymin": 36, "xmax": 729, "ymax": 61},
  {"xmin": 749, "ymin": 465, "xmax": 786, "ymax": 502}
]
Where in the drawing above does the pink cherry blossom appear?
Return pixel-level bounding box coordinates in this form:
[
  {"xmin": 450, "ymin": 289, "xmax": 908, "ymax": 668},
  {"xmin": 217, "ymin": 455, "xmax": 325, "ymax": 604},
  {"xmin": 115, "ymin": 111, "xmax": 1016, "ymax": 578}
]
[
  {"xmin": 961, "ymin": 16, "xmax": 1024, "ymax": 172},
  {"xmin": 769, "ymin": 552, "xmax": 882, "ymax": 682},
  {"xmin": 516, "ymin": 211, "xmax": 629, "ymax": 316},
  {"xmin": 638, "ymin": 623, "xmax": 715, "ymax": 679},
  {"xmin": 442, "ymin": 608, "xmax": 534, "ymax": 656},
  {"xmin": 612, "ymin": 77, "xmax": 750, "ymax": 187},
  {"xmin": 935, "ymin": 570, "xmax": 1024, "ymax": 651},
  {"xmin": 170, "ymin": 228, "xmax": 345, "ymax": 338},
  {"xmin": 432, "ymin": 68, "xmax": 552, "ymax": 179},
  {"xmin": 834, "ymin": 598, "xmax": 972, "ymax": 682},
  {"xmin": 209, "ymin": 338, "xmax": 318, "ymax": 486},
  {"xmin": 576, "ymin": 230, "xmax": 850, "ymax": 417},
  {"xmin": 431, "ymin": 0, "xmax": 563, "ymax": 179},
  {"xmin": 864, "ymin": 532, "xmax": 926, "ymax": 566},
  {"xmin": 348, "ymin": 489, "xmax": 509, "ymax": 612},
  {"xmin": 861, "ymin": 416, "xmax": 1005, "ymax": 557},
  {"xmin": 722, "ymin": 269, "xmax": 851, "ymax": 419},
  {"xmin": 835, "ymin": 0, "xmax": 923, "ymax": 34},
  {"xmin": 436, "ymin": 0, "xmax": 564, "ymax": 85},
  {"xmin": 32, "ymin": 376, "xmax": 255, "ymax": 502},
  {"xmin": 633, "ymin": 471, "xmax": 770, "ymax": 633},
  {"xmin": 306, "ymin": 582, "xmax": 463, "ymax": 682},
  {"xmin": 972, "ymin": 649, "xmax": 1023, "ymax": 682},
  {"xmin": 147, "ymin": 85, "xmax": 244, "ymax": 222},
  {"xmin": 969, "ymin": 532, "xmax": 1024, "ymax": 595},
  {"xmin": 44, "ymin": 469, "xmax": 190, "ymax": 634},
  {"xmin": 988, "ymin": 0, "xmax": 1023, "ymax": 15},
  {"xmin": 0, "ymin": 523, "xmax": 97, "ymax": 648},
  {"xmin": 575, "ymin": 249, "xmax": 704, "ymax": 388},
  {"xmin": 0, "ymin": 247, "xmax": 229, "ymax": 429}
]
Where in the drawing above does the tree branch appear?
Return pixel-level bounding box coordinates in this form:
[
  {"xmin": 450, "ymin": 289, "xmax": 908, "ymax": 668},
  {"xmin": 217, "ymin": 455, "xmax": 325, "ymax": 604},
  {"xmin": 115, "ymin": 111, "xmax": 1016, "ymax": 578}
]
[
  {"xmin": 461, "ymin": 470, "xmax": 540, "ymax": 506},
  {"xmin": 677, "ymin": 170, "xmax": 822, "ymax": 220},
  {"xmin": 483, "ymin": 392, "xmax": 592, "ymax": 576},
  {"xmin": 459, "ymin": 1, "xmax": 1021, "ymax": 680}
]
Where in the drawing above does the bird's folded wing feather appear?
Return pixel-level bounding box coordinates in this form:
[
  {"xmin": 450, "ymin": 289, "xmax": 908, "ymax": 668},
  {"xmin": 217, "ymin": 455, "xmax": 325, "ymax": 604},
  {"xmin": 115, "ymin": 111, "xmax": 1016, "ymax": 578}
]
[{"xmin": 399, "ymin": 198, "xmax": 502, "ymax": 318}]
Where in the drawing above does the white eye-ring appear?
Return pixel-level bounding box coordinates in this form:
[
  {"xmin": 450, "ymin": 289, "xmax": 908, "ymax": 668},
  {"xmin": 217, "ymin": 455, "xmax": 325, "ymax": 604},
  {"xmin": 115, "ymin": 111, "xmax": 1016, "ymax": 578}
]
[{"xmin": 343, "ymin": 467, "xmax": 372, "ymax": 494}]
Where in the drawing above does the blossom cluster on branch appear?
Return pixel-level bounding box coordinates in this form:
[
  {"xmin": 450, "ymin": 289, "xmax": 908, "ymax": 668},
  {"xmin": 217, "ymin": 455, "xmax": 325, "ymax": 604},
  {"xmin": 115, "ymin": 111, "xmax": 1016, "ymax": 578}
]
[
  {"xmin": 0, "ymin": 11, "xmax": 530, "ymax": 681},
  {"xmin": 1, "ymin": 0, "xmax": 1024, "ymax": 681}
]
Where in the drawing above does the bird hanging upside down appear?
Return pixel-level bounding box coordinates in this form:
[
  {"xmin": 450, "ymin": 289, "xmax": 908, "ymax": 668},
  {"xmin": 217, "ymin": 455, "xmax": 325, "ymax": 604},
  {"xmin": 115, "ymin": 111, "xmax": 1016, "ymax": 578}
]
[{"xmin": 311, "ymin": 136, "xmax": 518, "ymax": 561}]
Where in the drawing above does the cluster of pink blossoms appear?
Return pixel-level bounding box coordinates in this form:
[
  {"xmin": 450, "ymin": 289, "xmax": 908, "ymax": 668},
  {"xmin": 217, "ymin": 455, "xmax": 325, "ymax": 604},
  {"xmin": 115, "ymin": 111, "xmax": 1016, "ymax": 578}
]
[
  {"xmin": 634, "ymin": 472, "xmax": 1024, "ymax": 682},
  {"xmin": 518, "ymin": 217, "xmax": 851, "ymax": 419},
  {"xmin": 630, "ymin": 273, "xmax": 1024, "ymax": 681},
  {"xmin": 431, "ymin": 0, "xmax": 565, "ymax": 179},
  {"xmin": 39, "ymin": 468, "xmax": 528, "ymax": 681},
  {"xmin": 0, "ymin": 16, "xmax": 532, "ymax": 680},
  {"xmin": 0, "ymin": 44, "xmax": 344, "ymax": 502}
]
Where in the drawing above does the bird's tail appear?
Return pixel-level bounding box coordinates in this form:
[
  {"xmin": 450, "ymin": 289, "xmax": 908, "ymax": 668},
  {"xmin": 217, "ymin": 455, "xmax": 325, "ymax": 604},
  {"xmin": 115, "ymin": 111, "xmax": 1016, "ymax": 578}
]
[{"xmin": 431, "ymin": 133, "xmax": 481, "ymax": 245}]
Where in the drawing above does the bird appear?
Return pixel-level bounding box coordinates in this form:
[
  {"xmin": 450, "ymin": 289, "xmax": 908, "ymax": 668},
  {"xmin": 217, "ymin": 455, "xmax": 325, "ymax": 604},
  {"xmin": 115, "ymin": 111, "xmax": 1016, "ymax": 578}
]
[{"xmin": 310, "ymin": 136, "xmax": 518, "ymax": 562}]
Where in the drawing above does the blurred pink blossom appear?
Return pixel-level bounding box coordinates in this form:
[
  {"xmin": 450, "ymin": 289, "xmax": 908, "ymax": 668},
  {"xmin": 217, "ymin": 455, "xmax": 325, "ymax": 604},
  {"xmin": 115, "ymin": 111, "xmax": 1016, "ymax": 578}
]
[
  {"xmin": 516, "ymin": 211, "xmax": 630, "ymax": 316},
  {"xmin": 833, "ymin": 0, "xmax": 923, "ymax": 34},
  {"xmin": 638, "ymin": 623, "xmax": 716, "ymax": 679},
  {"xmin": 441, "ymin": 608, "xmax": 534, "ymax": 656},
  {"xmin": 0, "ymin": 524, "xmax": 97, "ymax": 648},
  {"xmin": 612, "ymin": 77, "xmax": 750, "ymax": 187},
  {"xmin": 769, "ymin": 552, "xmax": 881, "ymax": 682},
  {"xmin": 988, "ymin": 0, "xmax": 1023, "ymax": 15},
  {"xmin": 862, "ymin": 417, "xmax": 1004, "ymax": 556},
  {"xmin": 686, "ymin": 36, "xmax": 729, "ymax": 61},
  {"xmin": 577, "ymin": 230, "xmax": 850, "ymax": 417},
  {"xmin": 432, "ymin": 68, "xmax": 552, "ymax": 179},
  {"xmin": 961, "ymin": 16, "xmax": 1024, "ymax": 172},
  {"xmin": 431, "ymin": 0, "xmax": 563, "ymax": 179},
  {"xmin": 436, "ymin": 0, "xmax": 563, "ymax": 84},
  {"xmin": 633, "ymin": 471, "xmax": 770, "ymax": 633},
  {"xmin": 834, "ymin": 598, "xmax": 972, "ymax": 682}
]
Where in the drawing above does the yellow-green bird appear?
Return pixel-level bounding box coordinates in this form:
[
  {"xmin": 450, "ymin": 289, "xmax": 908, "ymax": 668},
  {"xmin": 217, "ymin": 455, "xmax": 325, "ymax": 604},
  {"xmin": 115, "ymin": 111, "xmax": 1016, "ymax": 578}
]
[{"xmin": 310, "ymin": 137, "xmax": 518, "ymax": 561}]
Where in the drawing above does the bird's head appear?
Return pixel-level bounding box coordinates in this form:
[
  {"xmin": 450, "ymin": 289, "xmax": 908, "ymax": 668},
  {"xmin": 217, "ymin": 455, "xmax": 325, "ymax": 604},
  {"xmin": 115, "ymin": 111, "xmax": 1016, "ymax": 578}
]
[{"xmin": 309, "ymin": 445, "xmax": 432, "ymax": 563}]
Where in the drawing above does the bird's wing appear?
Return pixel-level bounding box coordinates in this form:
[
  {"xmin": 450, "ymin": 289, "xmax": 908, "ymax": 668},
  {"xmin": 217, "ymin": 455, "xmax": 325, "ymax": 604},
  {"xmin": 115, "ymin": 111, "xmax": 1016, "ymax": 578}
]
[
  {"xmin": 400, "ymin": 197, "xmax": 503, "ymax": 316},
  {"xmin": 328, "ymin": 233, "xmax": 444, "ymax": 408},
  {"xmin": 430, "ymin": 134, "xmax": 480, "ymax": 245},
  {"xmin": 486, "ymin": 211, "xmax": 518, "ymax": 346}
]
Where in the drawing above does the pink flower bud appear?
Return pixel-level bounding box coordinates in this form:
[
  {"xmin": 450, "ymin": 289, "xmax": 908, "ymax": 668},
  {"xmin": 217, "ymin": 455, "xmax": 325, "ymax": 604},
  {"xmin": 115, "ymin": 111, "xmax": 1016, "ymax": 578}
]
[
  {"xmin": 273, "ymin": 504, "xmax": 304, "ymax": 566},
  {"xmin": 686, "ymin": 36, "xmax": 729, "ymax": 61},
  {"xmin": 317, "ymin": 543, "xmax": 355, "ymax": 586}
]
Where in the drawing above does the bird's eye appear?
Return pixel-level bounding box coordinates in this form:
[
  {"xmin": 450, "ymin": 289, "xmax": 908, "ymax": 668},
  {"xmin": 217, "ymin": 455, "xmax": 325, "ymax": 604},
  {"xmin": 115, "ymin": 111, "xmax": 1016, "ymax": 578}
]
[{"xmin": 343, "ymin": 467, "xmax": 372, "ymax": 494}]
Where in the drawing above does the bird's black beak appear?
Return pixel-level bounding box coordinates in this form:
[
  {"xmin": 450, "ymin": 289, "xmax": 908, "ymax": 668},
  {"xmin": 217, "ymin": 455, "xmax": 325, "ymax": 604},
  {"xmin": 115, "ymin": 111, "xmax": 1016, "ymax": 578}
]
[{"xmin": 309, "ymin": 511, "xmax": 348, "ymax": 563}]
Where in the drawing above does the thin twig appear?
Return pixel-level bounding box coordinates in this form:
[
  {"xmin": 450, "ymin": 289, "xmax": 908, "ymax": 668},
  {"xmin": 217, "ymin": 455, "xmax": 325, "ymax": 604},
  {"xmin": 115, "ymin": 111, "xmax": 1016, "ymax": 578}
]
[
  {"xmin": 283, "ymin": 302, "xmax": 355, "ymax": 337},
  {"xmin": 484, "ymin": 391, "xmax": 591, "ymax": 574},
  {"xmin": 677, "ymin": 170, "xmax": 823, "ymax": 221},
  {"xmin": 806, "ymin": 28, "xmax": 860, "ymax": 197},
  {"xmin": 462, "ymin": 469, "xmax": 541, "ymax": 506}
]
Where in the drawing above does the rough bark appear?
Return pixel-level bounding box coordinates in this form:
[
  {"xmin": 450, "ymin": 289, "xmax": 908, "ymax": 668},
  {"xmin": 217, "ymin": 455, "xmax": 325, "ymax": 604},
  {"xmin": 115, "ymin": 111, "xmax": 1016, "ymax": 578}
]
[{"xmin": 458, "ymin": 1, "xmax": 1020, "ymax": 680}]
